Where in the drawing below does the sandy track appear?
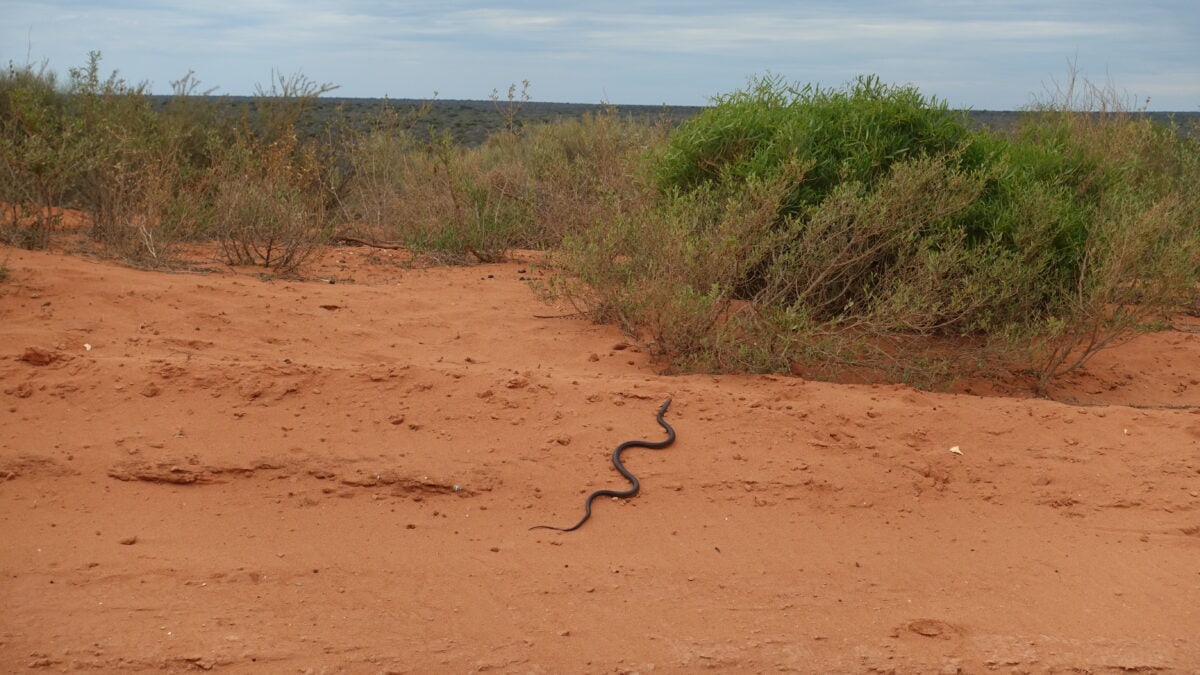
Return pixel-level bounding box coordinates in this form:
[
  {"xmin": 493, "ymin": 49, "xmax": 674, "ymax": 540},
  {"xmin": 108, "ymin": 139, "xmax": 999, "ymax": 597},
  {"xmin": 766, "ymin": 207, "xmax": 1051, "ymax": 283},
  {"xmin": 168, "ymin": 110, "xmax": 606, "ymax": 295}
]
[{"xmin": 2, "ymin": 245, "xmax": 1198, "ymax": 673}]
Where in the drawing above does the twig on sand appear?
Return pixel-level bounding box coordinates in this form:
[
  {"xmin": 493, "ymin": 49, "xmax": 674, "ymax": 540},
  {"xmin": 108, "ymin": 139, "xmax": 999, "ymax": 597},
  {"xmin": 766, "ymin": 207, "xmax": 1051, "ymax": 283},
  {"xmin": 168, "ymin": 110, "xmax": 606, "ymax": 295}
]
[{"xmin": 332, "ymin": 235, "xmax": 408, "ymax": 250}]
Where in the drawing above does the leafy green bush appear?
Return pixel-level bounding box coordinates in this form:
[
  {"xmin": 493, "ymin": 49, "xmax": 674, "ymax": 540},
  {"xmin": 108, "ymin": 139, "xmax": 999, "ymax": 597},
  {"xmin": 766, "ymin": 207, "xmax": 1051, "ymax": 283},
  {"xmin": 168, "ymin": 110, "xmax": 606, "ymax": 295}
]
[{"xmin": 654, "ymin": 74, "xmax": 975, "ymax": 210}]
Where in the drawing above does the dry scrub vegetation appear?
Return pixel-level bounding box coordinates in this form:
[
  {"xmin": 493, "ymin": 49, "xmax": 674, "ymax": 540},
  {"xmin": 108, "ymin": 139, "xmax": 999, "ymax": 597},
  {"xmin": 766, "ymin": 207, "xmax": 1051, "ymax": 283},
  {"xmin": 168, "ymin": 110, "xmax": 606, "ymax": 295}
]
[{"xmin": 3, "ymin": 54, "xmax": 1198, "ymax": 392}]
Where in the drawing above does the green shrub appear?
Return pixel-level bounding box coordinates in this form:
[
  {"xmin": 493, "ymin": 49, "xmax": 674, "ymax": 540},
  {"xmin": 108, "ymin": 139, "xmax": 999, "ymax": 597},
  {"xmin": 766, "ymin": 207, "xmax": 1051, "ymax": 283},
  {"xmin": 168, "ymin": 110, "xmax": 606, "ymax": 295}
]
[
  {"xmin": 1003, "ymin": 72, "xmax": 1200, "ymax": 389},
  {"xmin": 556, "ymin": 73, "xmax": 1200, "ymax": 391},
  {"xmin": 0, "ymin": 60, "xmax": 80, "ymax": 248},
  {"xmin": 63, "ymin": 53, "xmax": 185, "ymax": 264},
  {"xmin": 654, "ymin": 74, "xmax": 975, "ymax": 211},
  {"xmin": 0, "ymin": 53, "xmax": 220, "ymax": 263}
]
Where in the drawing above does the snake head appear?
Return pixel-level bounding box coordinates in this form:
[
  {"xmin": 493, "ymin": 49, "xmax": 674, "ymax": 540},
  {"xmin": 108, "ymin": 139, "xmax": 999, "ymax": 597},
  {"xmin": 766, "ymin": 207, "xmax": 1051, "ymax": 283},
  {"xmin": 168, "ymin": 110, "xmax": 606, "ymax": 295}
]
[{"xmin": 659, "ymin": 398, "xmax": 672, "ymax": 414}]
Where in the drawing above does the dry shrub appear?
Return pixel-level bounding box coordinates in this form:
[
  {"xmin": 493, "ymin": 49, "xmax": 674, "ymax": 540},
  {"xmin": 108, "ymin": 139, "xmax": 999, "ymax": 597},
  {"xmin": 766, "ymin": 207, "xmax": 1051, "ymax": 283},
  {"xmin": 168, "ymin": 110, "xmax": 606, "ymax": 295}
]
[
  {"xmin": 338, "ymin": 104, "xmax": 661, "ymax": 262},
  {"xmin": 552, "ymin": 169, "xmax": 792, "ymax": 369},
  {"xmin": 78, "ymin": 69, "xmax": 225, "ymax": 267},
  {"xmin": 54, "ymin": 52, "xmax": 191, "ymax": 266},
  {"xmin": 1019, "ymin": 190, "xmax": 1199, "ymax": 392},
  {"xmin": 1013, "ymin": 67, "xmax": 1200, "ymax": 391},
  {"xmin": 2, "ymin": 53, "xmax": 337, "ymax": 272},
  {"xmin": 0, "ymin": 202, "xmax": 56, "ymax": 249},
  {"xmin": 340, "ymin": 127, "xmax": 419, "ymax": 235},
  {"xmin": 213, "ymin": 135, "xmax": 330, "ymax": 273},
  {"xmin": 82, "ymin": 141, "xmax": 196, "ymax": 267},
  {"xmin": 339, "ymin": 131, "xmax": 527, "ymax": 262},
  {"xmin": 520, "ymin": 107, "xmax": 667, "ymax": 246}
]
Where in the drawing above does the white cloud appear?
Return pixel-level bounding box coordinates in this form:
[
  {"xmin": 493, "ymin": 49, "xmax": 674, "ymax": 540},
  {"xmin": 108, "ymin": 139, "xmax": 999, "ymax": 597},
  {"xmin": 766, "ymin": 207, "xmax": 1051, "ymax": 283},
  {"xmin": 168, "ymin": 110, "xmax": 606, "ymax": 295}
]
[
  {"xmin": 1, "ymin": 1, "xmax": 1196, "ymax": 109},
  {"xmin": 454, "ymin": 9, "xmax": 565, "ymax": 31}
]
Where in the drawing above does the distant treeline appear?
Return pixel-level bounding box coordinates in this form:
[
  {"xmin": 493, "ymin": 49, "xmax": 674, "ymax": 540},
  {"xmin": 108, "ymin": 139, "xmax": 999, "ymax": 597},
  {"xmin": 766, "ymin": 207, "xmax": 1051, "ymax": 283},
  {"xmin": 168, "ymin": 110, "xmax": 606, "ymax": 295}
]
[{"xmin": 150, "ymin": 96, "xmax": 1200, "ymax": 146}]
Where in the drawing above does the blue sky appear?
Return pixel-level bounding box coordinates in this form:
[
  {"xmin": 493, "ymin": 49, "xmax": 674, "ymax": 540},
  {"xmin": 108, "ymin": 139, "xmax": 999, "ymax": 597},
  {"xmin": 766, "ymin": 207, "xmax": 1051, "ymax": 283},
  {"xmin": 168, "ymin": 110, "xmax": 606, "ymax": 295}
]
[{"xmin": 3, "ymin": 1, "xmax": 1198, "ymax": 110}]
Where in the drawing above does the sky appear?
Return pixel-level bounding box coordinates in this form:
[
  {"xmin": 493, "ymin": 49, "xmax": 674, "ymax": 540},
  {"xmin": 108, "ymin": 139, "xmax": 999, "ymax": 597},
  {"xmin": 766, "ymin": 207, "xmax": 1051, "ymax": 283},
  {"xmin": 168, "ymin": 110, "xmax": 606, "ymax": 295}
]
[{"xmin": 3, "ymin": 1, "xmax": 1198, "ymax": 111}]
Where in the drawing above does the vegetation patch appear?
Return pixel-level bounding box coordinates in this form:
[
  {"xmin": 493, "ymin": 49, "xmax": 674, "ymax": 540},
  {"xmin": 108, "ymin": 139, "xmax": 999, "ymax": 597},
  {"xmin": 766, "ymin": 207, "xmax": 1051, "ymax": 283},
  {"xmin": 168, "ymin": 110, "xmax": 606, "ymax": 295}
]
[
  {"xmin": 2, "ymin": 55, "xmax": 1196, "ymax": 391},
  {"xmin": 555, "ymin": 74, "xmax": 1200, "ymax": 391}
]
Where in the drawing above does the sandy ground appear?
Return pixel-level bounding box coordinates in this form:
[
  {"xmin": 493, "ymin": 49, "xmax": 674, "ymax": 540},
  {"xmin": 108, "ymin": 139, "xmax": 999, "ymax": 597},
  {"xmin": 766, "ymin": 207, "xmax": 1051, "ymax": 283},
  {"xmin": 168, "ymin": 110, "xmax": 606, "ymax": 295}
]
[{"xmin": 1, "ymin": 242, "xmax": 1199, "ymax": 674}]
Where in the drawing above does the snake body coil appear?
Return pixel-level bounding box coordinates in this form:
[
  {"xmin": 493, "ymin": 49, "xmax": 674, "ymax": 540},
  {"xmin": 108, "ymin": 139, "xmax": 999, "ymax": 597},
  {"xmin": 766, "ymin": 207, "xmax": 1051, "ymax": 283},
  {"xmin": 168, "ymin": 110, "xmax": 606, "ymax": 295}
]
[{"xmin": 531, "ymin": 398, "xmax": 676, "ymax": 533}]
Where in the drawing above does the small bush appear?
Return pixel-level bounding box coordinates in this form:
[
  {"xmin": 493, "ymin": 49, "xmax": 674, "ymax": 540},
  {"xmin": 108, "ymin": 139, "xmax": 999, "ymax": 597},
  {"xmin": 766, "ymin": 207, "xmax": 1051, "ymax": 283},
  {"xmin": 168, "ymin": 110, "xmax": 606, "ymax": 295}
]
[
  {"xmin": 212, "ymin": 133, "xmax": 330, "ymax": 273},
  {"xmin": 65, "ymin": 53, "xmax": 190, "ymax": 265},
  {"xmin": 0, "ymin": 60, "xmax": 79, "ymax": 248},
  {"xmin": 553, "ymin": 169, "xmax": 793, "ymax": 367},
  {"xmin": 1007, "ymin": 70, "xmax": 1200, "ymax": 389},
  {"xmin": 337, "ymin": 101, "xmax": 428, "ymax": 235},
  {"xmin": 199, "ymin": 71, "xmax": 340, "ymax": 274}
]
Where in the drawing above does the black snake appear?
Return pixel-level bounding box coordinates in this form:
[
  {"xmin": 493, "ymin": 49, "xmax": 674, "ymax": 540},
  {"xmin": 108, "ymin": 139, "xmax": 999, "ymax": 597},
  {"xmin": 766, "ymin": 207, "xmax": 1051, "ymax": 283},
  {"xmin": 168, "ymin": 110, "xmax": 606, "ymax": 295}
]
[{"xmin": 530, "ymin": 398, "xmax": 676, "ymax": 532}]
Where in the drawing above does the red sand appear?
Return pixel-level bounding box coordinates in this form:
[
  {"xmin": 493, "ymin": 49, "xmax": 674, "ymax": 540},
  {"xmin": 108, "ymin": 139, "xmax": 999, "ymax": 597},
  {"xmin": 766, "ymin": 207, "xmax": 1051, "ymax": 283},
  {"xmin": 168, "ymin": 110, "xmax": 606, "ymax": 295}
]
[{"xmin": 2, "ymin": 243, "xmax": 1198, "ymax": 673}]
